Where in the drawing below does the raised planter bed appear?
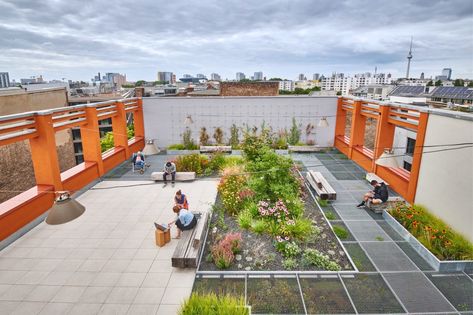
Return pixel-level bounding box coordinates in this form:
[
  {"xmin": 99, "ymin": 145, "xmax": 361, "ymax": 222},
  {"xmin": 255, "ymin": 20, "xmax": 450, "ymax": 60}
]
[
  {"xmin": 200, "ymin": 145, "xmax": 232, "ymax": 153},
  {"xmin": 166, "ymin": 149, "xmax": 200, "ymax": 155},
  {"xmin": 274, "ymin": 149, "xmax": 289, "ymax": 155},
  {"xmin": 383, "ymin": 210, "xmax": 473, "ymax": 272}
]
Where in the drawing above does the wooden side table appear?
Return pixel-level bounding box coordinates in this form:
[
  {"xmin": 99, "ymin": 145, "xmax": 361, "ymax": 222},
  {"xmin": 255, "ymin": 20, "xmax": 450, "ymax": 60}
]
[{"xmin": 155, "ymin": 229, "xmax": 171, "ymax": 247}]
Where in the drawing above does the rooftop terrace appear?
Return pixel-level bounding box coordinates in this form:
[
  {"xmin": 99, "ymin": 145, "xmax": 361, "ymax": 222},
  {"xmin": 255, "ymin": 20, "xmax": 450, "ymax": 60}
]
[{"xmin": 0, "ymin": 96, "xmax": 472, "ymax": 314}]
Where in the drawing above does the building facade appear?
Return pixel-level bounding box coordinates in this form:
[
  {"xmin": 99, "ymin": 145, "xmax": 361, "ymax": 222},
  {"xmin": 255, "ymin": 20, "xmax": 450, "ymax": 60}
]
[
  {"xmin": 254, "ymin": 72, "xmax": 263, "ymax": 81},
  {"xmin": 0, "ymin": 72, "xmax": 9, "ymax": 88},
  {"xmin": 157, "ymin": 71, "xmax": 174, "ymax": 84},
  {"xmin": 279, "ymin": 80, "xmax": 294, "ymax": 91},
  {"xmin": 210, "ymin": 73, "xmax": 221, "ymax": 81},
  {"xmin": 236, "ymin": 72, "xmax": 246, "ymax": 81},
  {"xmin": 322, "ymin": 72, "xmax": 393, "ymax": 95}
]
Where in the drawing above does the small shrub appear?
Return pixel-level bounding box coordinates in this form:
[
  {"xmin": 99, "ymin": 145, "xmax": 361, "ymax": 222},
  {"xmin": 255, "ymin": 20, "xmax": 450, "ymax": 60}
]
[
  {"xmin": 283, "ymin": 258, "xmax": 298, "ymax": 270},
  {"xmin": 182, "ymin": 128, "xmax": 198, "ymax": 150},
  {"xmin": 218, "ymin": 166, "xmax": 247, "ymax": 215},
  {"xmin": 208, "ymin": 152, "xmax": 226, "ymax": 171},
  {"xmin": 288, "ymin": 117, "xmax": 301, "ymax": 145},
  {"xmin": 211, "ymin": 233, "xmax": 242, "ymax": 269},
  {"xmin": 229, "ymin": 124, "xmax": 240, "ymax": 148},
  {"xmin": 213, "ymin": 127, "xmax": 224, "ymax": 144},
  {"xmin": 251, "ymin": 219, "xmax": 267, "ymax": 234},
  {"xmin": 174, "ymin": 154, "xmax": 209, "ymax": 175},
  {"xmin": 305, "ymin": 226, "xmax": 321, "ymax": 244},
  {"xmin": 325, "ymin": 211, "xmax": 336, "ymax": 220},
  {"xmin": 302, "ymin": 248, "xmax": 341, "ymax": 271},
  {"xmin": 283, "ymin": 241, "xmax": 301, "ymax": 258},
  {"xmin": 179, "ymin": 293, "xmax": 248, "ymax": 315},
  {"xmin": 237, "ymin": 210, "xmax": 252, "ymax": 230},
  {"xmin": 333, "ymin": 225, "xmax": 349, "ymax": 239},
  {"xmin": 318, "ymin": 198, "xmax": 329, "ymax": 207},
  {"xmin": 168, "ymin": 143, "xmax": 185, "ymax": 150},
  {"xmin": 285, "ymin": 218, "xmax": 313, "ymax": 240},
  {"xmin": 199, "ymin": 127, "xmax": 210, "ymax": 146}
]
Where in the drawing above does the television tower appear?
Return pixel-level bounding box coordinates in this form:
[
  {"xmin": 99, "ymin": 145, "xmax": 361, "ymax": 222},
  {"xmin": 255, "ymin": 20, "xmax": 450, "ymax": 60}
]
[{"xmin": 406, "ymin": 37, "xmax": 413, "ymax": 79}]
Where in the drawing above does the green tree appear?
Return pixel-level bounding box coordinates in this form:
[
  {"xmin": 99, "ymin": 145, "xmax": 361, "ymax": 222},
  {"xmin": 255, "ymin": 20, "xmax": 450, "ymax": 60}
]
[
  {"xmin": 153, "ymin": 80, "xmax": 168, "ymax": 85},
  {"xmin": 269, "ymin": 78, "xmax": 283, "ymax": 81},
  {"xmin": 426, "ymin": 80, "xmax": 434, "ymax": 86},
  {"xmin": 468, "ymin": 81, "xmax": 473, "ymax": 87},
  {"xmin": 135, "ymin": 80, "xmax": 146, "ymax": 87},
  {"xmin": 435, "ymin": 80, "xmax": 443, "ymax": 86},
  {"xmin": 453, "ymin": 79, "xmax": 465, "ymax": 87},
  {"xmin": 239, "ymin": 78, "xmax": 252, "ymax": 82},
  {"xmin": 288, "ymin": 118, "xmax": 301, "ymax": 145},
  {"xmin": 229, "ymin": 124, "xmax": 240, "ymax": 148}
]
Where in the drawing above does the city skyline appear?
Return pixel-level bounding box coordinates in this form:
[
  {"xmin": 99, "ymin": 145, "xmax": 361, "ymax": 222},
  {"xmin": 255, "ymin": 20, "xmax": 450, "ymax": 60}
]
[{"xmin": 0, "ymin": 0, "xmax": 472, "ymax": 81}]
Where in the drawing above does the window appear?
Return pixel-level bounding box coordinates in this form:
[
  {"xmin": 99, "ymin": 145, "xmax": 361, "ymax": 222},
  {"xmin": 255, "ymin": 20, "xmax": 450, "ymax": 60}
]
[
  {"xmin": 406, "ymin": 137, "xmax": 416, "ymax": 156},
  {"xmin": 403, "ymin": 161, "xmax": 412, "ymax": 171}
]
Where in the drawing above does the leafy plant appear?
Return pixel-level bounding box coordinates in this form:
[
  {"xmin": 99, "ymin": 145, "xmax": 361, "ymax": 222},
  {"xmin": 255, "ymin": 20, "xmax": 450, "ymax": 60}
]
[
  {"xmin": 389, "ymin": 203, "xmax": 473, "ymax": 260},
  {"xmin": 179, "ymin": 293, "xmax": 248, "ymax": 315},
  {"xmin": 237, "ymin": 209, "xmax": 252, "ymax": 229},
  {"xmin": 333, "ymin": 225, "xmax": 349, "ymax": 239},
  {"xmin": 218, "ymin": 166, "xmax": 247, "ymax": 215},
  {"xmin": 208, "ymin": 152, "xmax": 226, "ymax": 171},
  {"xmin": 318, "ymin": 198, "xmax": 329, "ymax": 207},
  {"xmin": 272, "ymin": 129, "xmax": 288, "ymax": 149},
  {"xmin": 282, "ymin": 241, "xmax": 301, "ymax": 258},
  {"xmin": 182, "ymin": 128, "xmax": 198, "ymax": 149},
  {"xmin": 288, "ymin": 117, "xmax": 301, "ymax": 145},
  {"xmin": 375, "ymin": 236, "xmax": 384, "ymax": 241},
  {"xmin": 211, "ymin": 233, "xmax": 242, "ymax": 269},
  {"xmin": 174, "ymin": 154, "xmax": 209, "ymax": 175},
  {"xmin": 213, "ymin": 127, "xmax": 224, "ymax": 145},
  {"xmin": 325, "ymin": 211, "xmax": 336, "ymax": 220},
  {"xmin": 302, "ymin": 248, "xmax": 341, "ymax": 271},
  {"xmin": 305, "ymin": 123, "xmax": 315, "ymax": 145},
  {"xmin": 168, "ymin": 143, "xmax": 185, "ymax": 150},
  {"xmin": 229, "ymin": 124, "xmax": 240, "ymax": 148},
  {"xmin": 199, "ymin": 127, "xmax": 210, "ymax": 146},
  {"xmin": 285, "ymin": 218, "xmax": 313, "ymax": 240},
  {"xmin": 251, "ymin": 219, "xmax": 267, "ymax": 234},
  {"xmin": 282, "ymin": 258, "xmax": 298, "ymax": 270}
]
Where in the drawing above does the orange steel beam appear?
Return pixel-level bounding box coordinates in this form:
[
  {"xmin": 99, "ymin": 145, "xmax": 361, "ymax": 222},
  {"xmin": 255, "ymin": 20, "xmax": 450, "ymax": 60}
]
[
  {"xmin": 133, "ymin": 98, "xmax": 145, "ymax": 139},
  {"xmin": 80, "ymin": 106, "xmax": 105, "ymax": 175},
  {"xmin": 333, "ymin": 97, "xmax": 346, "ymax": 145},
  {"xmin": 348, "ymin": 99, "xmax": 366, "ymax": 159},
  {"xmin": 28, "ymin": 114, "xmax": 63, "ymax": 190},
  {"xmin": 112, "ymin": 101, "xmax": 130, "ymax": 158},
  {"xmin": 407, "ymin": 112, "xmax": 429, "ymax": 202},
  {"xmin": 373, "ymin": 104, "xmax": 396, "ymax": 173}
]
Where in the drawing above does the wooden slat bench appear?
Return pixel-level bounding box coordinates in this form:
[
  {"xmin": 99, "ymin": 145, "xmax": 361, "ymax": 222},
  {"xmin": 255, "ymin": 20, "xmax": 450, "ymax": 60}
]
[
  {"xmin": 306, "ymin": 170, "xmax": 337, "ymax": 200},
  {"xmin": 171, "ymin": 211, "xmax": 209, "ymax": 268},
  {"xmin": 366, "ymin": 173, "xmax": 389, "ymax": 186},
  {"xmin": 150, "ymin": 171, "xmax": 196, "ymax": 182},
  {"xmin": 200, "ymin": 146, "xmax": 232, "ymax": 153},
  {"xmin": 367, "ymin": 196, "xmax": 404, "ymax": 213}
]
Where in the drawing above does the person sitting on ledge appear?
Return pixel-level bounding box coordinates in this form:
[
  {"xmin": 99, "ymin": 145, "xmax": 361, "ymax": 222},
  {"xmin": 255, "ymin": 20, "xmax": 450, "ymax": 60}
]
[
  {"xmin": 163, "ymin": 161, "xmax": 176, "ymax": 184},
  {"xmin": 168, "ymin": 205, "xmax": 197, "ymax": 238},
  {"xmin": 357, "ymin": 180, "xmax": 388, "ymax": 208},
  {"xmin": 174, "ymin": 189, "xmax": 189, "ymax": 210}
]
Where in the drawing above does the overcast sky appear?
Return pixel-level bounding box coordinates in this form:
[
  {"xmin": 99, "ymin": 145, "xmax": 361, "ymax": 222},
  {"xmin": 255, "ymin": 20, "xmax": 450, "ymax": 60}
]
[{"xmin": 0, "ymin": 0, "xmax": 472, "ymax": 82}]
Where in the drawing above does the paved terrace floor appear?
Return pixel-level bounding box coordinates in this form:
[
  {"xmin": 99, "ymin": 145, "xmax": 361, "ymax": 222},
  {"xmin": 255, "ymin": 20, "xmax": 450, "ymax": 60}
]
[{"xmin": 0, "ymin": 155, "xmax": 218, "ymax": 314}]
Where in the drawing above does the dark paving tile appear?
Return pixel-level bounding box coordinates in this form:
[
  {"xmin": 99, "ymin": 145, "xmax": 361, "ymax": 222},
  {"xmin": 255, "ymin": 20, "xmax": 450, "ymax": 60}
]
[
  {"xmin": 377, "ymin": 221, "xmax": 405, "ymax": 241},
  {"xmin": 342, "ymin": 274, "xmax": 405, "ymax": 314},
  {"xmin": 344, "ymin": 221, "xmax": 391, "ymax": 242},
  {"xmin": 361, "ymin": 242, "xmax": 418, "ymax": 272},
  {"xmin": 395, "ymin": 242, "xmax": 435, "ymax": 271},
  {"xmin": 330, "ymin": 221, "xmax": 356, "ymax": 242},
  {"xmin": 343, "ymin": 243, "xmax": 376, "ymax": 272},
  {"xmin": 425, "ymin": 272, "xmax": 473, "ymax": 312},
  {"xmin": 383, "ymin": 272, "xmax": 456, "ymax": 313}
]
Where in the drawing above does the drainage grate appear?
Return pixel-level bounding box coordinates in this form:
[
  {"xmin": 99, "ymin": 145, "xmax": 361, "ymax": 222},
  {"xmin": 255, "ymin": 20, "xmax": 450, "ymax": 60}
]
[
  {"xmin": 344, "ymin": 221, "xmax": 391, "ymax": 242},
  {"xmin": 361, "ymin": 242, "xmax": 418, "ymax": 272},
  {"xmin": 383, "ymin": 272, "xmax": 456, "ymax": 313},
  {"xmin": 299, "ymin": 276, "xmax": 355, "ymax": 314},
  {"xmin": 342, "ymin": 273, "xmax": 405, "ymax": 314},
  {"xmin": 343, "ymin": 243, "xmax": 376, "ymax": 271},
  {"xmin": 377, "ymin": 221, "xmax": 405, "ymax": 241},
  {"xmin": 396, "ymin": 242, "xmax": 434, "ymax": 271},
  {"xmin": 425, "ymin": 272, "xmax": 473, "ymax": 312},
  {"xmin": 247, "ymin": 277, "xmax": 305, "ymax": 314}
]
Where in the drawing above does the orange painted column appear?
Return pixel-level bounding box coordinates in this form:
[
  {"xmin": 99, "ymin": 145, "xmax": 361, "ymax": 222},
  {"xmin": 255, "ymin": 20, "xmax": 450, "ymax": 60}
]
[
  {"xmin": 373, "ymin": 104, "xmax": 396, "ymax": 173},
  {"xmin": 407, "ymin": 112, "xmax": 429, "ymax": 202},
  {"xmin": 134, "ymin": 98, "xmax": 145, "ymax": 139},
  {"xmin": 334, "ymin": 97, "xmax": 346, "ymax": 143},
  {"xmin": 80, "ymin": 106, "xmax": 105, "ymax": 175},
  {"xmin": 112, "ymin": 101, "xmax": 130, "ymax": 158},
  {"xmin": 29, "ymin": 114, "xmax": 63, "ymax": 190},
  {"xmin": 348, "ymin": 99, "xmax": 366, "ymax": 158}
]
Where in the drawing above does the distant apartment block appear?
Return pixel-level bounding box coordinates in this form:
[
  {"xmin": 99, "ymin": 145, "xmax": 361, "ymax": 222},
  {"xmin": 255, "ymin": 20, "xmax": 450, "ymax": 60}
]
[
  {"xmin": 157, "ymin": 71, "xmax": 174, "ymax": 84},
  {"xmin": 254, "ymin": 71, "xmax": 263, "ymax": 81},
  {"xmin": 196, "ymin": 74, "xmax": 207, "ymax": 79},
  {"xmin": 0, "ymin": 72, "xmax": 10, "ymax": 88},
  {"xmin": 351, "ymin": 84, "xmax": 395, "ymax": 100},
  {"xmin": 298, "ymin": 73, "xmax": 306, "ymax": 80},
  {"xmin": 103, "ymin": 73, "xmax": 127, "ymax": 89},
  {"xmin": 279, "ymin": 80, "xmax": 294, "ymax": 91},
  {"xmin": 236, "ymin": 72, "xmax": 246, "ymax": 81},
  {"xmin": 313, "ymin": 73, "xmax": 320, "ymax": 81},
  {"xmin": 210, "ymin": 73, "xmax": 221, "ymax": 81},
  {"xmin": 322, "ymin": 72, "xmax": 393, "ymax": 95}
]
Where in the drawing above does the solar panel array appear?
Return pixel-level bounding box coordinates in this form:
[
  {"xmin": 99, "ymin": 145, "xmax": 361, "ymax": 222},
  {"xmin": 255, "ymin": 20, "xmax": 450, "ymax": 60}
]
[
  {"xmin": 430, "ymin": 86, "xmax": 473, "ymax": 100},
  {"xmin": 389, "ymin": 86, "xmax": 425, "ymax": 96}
]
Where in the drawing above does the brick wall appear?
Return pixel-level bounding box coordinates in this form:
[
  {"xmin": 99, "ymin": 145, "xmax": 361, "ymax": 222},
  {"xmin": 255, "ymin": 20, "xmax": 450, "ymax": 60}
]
[{"xmin": 220, "ymin": 82, "xmax": 279, "ymax": 96}]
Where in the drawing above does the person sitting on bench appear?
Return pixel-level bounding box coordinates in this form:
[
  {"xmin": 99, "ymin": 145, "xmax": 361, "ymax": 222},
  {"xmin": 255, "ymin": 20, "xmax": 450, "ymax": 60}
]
[
  {"xmin": 133, "ymin": 151, "xmax": 145, "ymax": 169},
  {"xmin": 168, "ymin": 205, "xmax": 197, "ymax": 238},
  {"xmin": 163, "ymin": 161, "xmax": 176, "ymax": 184},
  {"xmin": 357, "ymin": 180, "xmax": 388, "ymax": 208},
  {"xmin": 174, "ymin": 190, "xmax": 189, "ymax": 210}
]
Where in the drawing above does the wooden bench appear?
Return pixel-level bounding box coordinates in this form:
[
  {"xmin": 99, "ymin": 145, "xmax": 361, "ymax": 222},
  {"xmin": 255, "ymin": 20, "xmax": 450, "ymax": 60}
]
[
  {"xmin": 200, "ymin": 146, "xmax": 232, "ymax": 153},
  {"xmin": 306, "ymin": 170, "xmax": 337, "ymax": 200},
  {"xmin": 171, "ymin": 211, "xmax": 209, "ymax": 268},
  {"xmin": 150, "ymin": 172, "xmax": 196, "ymax": 182},
  {"xmin": 288, "ymin": 145, "xmax": 325, "ymax": 152}
]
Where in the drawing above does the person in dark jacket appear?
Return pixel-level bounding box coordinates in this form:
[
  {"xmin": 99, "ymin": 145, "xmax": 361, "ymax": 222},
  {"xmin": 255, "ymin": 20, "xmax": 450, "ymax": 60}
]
[{"xmin": 357, "ymin": 180, "xmax": 389, "ymax": 208}]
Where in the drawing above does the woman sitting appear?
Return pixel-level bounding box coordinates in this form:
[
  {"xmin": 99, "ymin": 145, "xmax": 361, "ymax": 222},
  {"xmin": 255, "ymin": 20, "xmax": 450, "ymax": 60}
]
[
  {"xmin": 168, "ymin": 205, "xmax": 197, "ymax": 238},
  {"xmin": 174, "ymin": 190, "xmax": 189, "ymax": 210}
]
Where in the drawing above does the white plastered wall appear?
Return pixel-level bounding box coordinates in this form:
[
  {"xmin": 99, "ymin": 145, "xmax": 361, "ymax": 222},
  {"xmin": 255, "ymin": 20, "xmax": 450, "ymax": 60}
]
[
  {"xmin": 143, "ymin": 96, "xmax": 337, "ymax": 148},
  {"xmin": 415, "ymin": 113, "xmax": 473, "ymax": 242}
]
